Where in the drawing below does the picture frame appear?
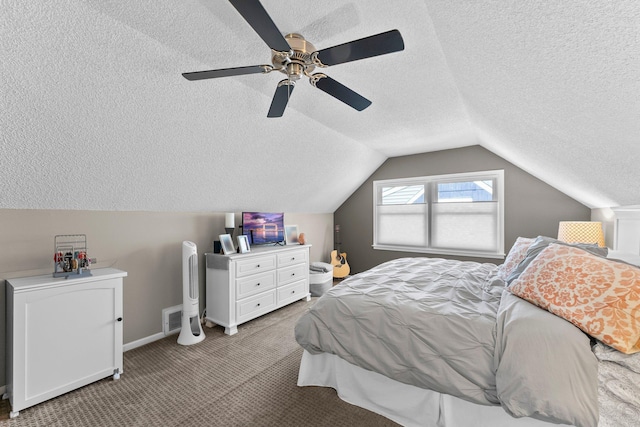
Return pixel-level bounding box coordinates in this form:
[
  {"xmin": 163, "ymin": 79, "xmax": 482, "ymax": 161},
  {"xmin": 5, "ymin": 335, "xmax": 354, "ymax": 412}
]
[
  {"xmin": 219, "ymin": 234, "xmax": 235, "ymax": 255},
  {"xmin": 237, "ymin": 235, "xmax": 250, "ymax": 253},
  {"xmin": 285, "ymin": 225, "xmax": 299, "ymax": 245}
]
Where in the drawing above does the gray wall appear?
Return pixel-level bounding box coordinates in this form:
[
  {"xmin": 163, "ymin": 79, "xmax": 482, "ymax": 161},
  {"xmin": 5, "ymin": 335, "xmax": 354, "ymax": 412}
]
[
  {"xmin": 334, "ymin": 145, "xmax": 591, "ymax": 274},
  {"xmin": 0, "ymin": 210, "xmax": 332, "ymax": 386}
]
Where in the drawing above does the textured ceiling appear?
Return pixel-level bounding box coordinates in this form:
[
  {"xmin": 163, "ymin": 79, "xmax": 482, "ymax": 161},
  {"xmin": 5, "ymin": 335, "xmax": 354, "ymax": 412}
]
[
  {"xmin": 1, "ymin": 0, "xmax": 638, "ymax": 213},
  {"xmin": 427, "ymin": 0, "xmax": 640, "ymax": 208}
]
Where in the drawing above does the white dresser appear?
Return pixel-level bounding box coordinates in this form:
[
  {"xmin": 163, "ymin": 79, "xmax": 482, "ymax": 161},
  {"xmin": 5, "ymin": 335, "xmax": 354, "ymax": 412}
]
[
  {"xmin": 5, "ymin": 268, "xmax": 126, "ymax": 418},
  {"xmin": 205, "ymin": 244, "xmax": 311, "ymax": 335}
]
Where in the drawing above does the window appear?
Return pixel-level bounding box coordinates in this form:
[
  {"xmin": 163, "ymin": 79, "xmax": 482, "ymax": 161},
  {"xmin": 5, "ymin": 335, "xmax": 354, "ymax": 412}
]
[{"xmin": 373, "ymin": 170, "xmax": 504, "ymax": 259}]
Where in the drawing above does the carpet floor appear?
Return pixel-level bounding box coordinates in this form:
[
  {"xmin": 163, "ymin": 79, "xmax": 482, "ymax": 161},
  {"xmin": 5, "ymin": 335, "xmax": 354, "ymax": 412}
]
[{"xmin": 0, "ymin": 299, "xmax": 398, "ymax": 426}]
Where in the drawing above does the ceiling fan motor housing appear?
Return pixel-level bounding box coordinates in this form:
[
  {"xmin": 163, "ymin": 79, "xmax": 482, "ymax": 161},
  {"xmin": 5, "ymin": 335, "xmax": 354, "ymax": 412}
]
[{"xmin": 272, "ymin": 33, "xmax": 318, "ymax": 80}]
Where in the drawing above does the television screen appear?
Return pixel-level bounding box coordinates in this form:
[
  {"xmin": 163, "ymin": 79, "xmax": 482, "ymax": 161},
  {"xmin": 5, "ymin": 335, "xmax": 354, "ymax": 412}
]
[{"xmin": 242, "ymin": 212, "xmax": 285, "ymax": 245}]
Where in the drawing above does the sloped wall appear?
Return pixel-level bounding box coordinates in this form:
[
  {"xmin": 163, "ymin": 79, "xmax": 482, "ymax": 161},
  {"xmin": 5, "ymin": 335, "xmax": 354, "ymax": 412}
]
[{"xmin": 334, "ymin": 145, "xmax": 590, "ymax": 274}]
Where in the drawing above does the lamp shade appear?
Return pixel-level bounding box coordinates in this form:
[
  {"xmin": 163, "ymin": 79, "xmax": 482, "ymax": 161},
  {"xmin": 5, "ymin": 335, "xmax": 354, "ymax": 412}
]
[
  {"xmin": 225, "ymin": 213, "xmax": 235, "ymax": 229},
  {"xmin": 557, "ymin": 221, "xmax": 605, "ymax": 247}
]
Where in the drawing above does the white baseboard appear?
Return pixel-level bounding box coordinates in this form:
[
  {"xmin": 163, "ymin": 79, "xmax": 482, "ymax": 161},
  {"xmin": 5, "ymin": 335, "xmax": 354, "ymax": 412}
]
[{"xmin": 123, "ymin": 332, "xmax": 165, "ymax": 352}]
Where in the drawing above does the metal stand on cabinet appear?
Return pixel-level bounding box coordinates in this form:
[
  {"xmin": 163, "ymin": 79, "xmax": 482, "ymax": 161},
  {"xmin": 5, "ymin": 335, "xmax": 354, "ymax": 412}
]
[{"xmin": 53, "ymin": 234, "xmax": 92, "ymax": 278}]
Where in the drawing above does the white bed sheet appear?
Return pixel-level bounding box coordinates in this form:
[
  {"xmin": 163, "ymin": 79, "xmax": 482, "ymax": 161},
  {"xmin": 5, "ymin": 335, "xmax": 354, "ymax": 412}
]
[{"xmin": 298, "ymin": 350, "xmax": 570, "ymax": 427}]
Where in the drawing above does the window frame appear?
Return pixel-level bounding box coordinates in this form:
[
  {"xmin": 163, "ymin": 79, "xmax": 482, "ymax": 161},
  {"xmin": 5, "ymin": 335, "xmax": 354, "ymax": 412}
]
[{"xmin": 372, "ymin": 170, "xmax": 505, "ymax": 259}]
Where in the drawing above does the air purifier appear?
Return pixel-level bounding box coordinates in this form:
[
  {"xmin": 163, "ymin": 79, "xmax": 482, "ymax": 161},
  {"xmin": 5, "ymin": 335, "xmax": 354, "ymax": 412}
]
[{"xmin": 177, "ymin": 241, "xmax": 205, "ymax": 345}]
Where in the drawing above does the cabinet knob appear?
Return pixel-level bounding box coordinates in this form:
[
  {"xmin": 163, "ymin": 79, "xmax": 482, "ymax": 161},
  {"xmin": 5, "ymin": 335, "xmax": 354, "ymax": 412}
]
[
  {"xmin": 291, "ymin": 273, "xmax": 295, "ymax": 276},
  {"xmin": 117, "ymin": 317, "xmax": 123, "ymax": 322},
  {"xmin": 256, "ymin": 283, "xmax": 260, "ymax": 286},
  {"xmin": 291, "ymin": 290, "xmax": 295, "ymax": 294},
  {"xmin": 256, "ymin": 264, "xmax": 260, "ymax": 268},
  {"xmin": 291, "ymin": 257, "xmax": 295, "ymax": 261},
  {"xmin": 257, "ymin": 303, "xmax": 261, "ymax": 307}
]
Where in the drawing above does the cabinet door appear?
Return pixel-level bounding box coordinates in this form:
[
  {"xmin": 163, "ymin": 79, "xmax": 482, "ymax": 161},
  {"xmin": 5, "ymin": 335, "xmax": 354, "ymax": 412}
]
[{"xmin": 15, "ymin": 279, "xmax": 122, "ymax": 407}]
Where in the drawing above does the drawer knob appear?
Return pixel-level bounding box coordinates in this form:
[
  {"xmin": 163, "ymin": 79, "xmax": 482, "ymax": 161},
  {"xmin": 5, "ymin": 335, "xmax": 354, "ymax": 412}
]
[
  {"xmin": 257, "ymin": 303, "xmax": 261, "ymax": 307},
  {"xmin": 291, "ymin": 273, "xmax": 295, "ymax": 276},
  {"xmin": 117, "ymin": 317, "xmax": 123, "ymax": 322},
  {"xmin": 256, "ymin": 283, "xmax": 260, "ymax": 286},
  {"xmin": 256, "ymin": 264, "xmax": 260, "ymax": 268},
  {"xmin": 291, "ymin": 257, "xmax": 295, "ymax": 260},
  {"xmin": 291, "ymin": 290, "xmax": 295, "ymax": 294}
]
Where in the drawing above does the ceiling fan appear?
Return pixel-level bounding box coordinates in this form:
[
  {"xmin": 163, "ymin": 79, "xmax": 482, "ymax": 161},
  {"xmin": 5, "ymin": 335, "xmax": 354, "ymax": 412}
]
[{"xmin": 182, "ymin": 0, "xmax": 405, "ymax": 117}]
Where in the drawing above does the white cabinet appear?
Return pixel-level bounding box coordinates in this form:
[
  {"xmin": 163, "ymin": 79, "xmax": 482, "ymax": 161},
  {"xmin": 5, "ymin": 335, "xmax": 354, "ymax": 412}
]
[
  {"xmin": 5, "ymin": 268, "xmax": 126, "ymax": 418},
  {"xmin": 205, "ymin": 245, "xmax": 311, "ymax": 335},
  {"xmin": 612, "ymin": 207, "xmax": 640, "ymax": 255}
]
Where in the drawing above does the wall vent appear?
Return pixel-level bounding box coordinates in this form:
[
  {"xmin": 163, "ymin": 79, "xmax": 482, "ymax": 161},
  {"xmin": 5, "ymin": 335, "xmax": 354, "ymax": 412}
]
[{"xmin": 162, "ymin": 304, "xmax": 183, "ymax": 336}]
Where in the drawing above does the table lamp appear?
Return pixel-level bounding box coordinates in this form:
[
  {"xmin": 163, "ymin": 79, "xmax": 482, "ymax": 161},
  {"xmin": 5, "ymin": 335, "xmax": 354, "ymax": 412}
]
[
  {"xmin": 557, "ymin": 221, "xmax": 605, "ymax": 247},
  {"xmin": 225, "ymin": 213, "xmax": 235, "ymax": 237}
]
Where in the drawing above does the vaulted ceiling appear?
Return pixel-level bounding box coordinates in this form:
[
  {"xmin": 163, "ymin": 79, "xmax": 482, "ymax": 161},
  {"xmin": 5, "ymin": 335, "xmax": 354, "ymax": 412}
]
[{"xmin": 2, "ymin": 1, "xmax": 638, "ymax": 213}]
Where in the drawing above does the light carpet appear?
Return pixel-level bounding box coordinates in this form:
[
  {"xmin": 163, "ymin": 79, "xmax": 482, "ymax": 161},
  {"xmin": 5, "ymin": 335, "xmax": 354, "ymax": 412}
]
[{"xmin": 0, "ymin": 299, "xmax": 397, "ymax": 426}]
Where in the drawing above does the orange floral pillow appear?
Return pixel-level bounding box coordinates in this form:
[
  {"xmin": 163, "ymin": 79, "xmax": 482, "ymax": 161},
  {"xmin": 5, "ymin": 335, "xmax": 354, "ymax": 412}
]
[
  {"xmin": 497, "ymin": 237, "xmax": 534, "ymax": 280},
  {"xmin": 510, "ymin": 243, "xmax": 640, "ymax": 354}
]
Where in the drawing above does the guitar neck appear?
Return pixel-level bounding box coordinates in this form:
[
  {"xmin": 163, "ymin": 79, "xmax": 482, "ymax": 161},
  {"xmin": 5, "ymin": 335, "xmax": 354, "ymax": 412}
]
[{"xmin": 334, "ymin": 225, "xmax": 342, "ymax": 253}]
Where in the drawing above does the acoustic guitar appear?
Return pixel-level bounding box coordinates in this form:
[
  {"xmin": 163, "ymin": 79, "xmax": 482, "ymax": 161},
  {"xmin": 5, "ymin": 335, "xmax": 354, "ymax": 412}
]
[{"xmin": 331, "ymin": 225, "xmax": 350, "ymax": 278}]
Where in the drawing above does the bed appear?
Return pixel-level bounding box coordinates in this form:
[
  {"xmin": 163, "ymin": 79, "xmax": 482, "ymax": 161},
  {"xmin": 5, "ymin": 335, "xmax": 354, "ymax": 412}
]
[{"xmin": 294, "ymin": 236, "xmax": 640, "ymax": 427}]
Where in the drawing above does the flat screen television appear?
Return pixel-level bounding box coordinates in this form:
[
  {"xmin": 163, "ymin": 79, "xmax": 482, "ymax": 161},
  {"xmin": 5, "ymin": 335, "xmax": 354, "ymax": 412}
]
[{"xmin": 242, "ymin": 212, "xmax": 285, "ymax": 245}]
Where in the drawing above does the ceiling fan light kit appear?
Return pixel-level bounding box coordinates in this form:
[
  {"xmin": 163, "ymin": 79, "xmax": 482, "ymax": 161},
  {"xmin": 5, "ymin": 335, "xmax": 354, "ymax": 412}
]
[{"xmin": 183, "ymin": 0, "xmax": 405, "ymax": 117}]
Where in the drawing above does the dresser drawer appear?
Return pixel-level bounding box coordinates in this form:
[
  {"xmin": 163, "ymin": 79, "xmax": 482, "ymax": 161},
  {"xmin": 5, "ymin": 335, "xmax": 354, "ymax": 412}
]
[
  {"xmin": 277, "ymin": 249, "xmax": 308, "ymax": 268},
  {"xmin": 277, "ymin": 280, "xmax": 307, "ymax": 306},
  {"xmin": 236, "ymin": 290, "xmax": 276, "ymax": 324},
  {"xmin": 235, "ymin": 255, "xmax": 276, "ymax": 278},
  {"xmin": 236, "ymin": 271, "xmax": 276, "ymax": 300},
  {"xmin": 278, "ymin": 263, "xmax": 307, "ymax": 286}
]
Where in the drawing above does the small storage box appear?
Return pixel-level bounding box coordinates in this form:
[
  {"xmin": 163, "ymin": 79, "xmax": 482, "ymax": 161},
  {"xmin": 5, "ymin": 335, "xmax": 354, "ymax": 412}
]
[{"xmin": 309, "ymin": 262, "xmax": 333, "ymax": 297}]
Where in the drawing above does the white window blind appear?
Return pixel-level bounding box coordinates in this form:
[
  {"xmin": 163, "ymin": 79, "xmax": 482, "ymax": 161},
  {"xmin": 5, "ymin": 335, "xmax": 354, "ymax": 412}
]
[
  {"xmin": 373, "ymin": 170, "xmax": 504, "ymax": 259},
  {"xmin": 376, "ymin": 203, "xmax": 427, "ymax": 247},
  {"xmin": 431, "ymin": 202, "xmax": 499, "ymax": 252}
]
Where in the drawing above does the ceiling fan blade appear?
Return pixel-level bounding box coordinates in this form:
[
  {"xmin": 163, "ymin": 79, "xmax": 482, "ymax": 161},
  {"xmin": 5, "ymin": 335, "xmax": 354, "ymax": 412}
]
[
  {"xmin": 315, "ymin": 29, "xmax": 404, "ymax": 67},
  {"xmin": 182, "ymin": 65, "xmax": 269, "ymax": 81},
  {"xmin": 229, "ymin": 0, "xmax": 291, "ymax": 52},
  {"xmin": 311, "ymin": 74, "xmax": 371, "ymax": 111},
  {"xmin": 267, "ymin": 80, "xmax": 295, "ymax": 118}
]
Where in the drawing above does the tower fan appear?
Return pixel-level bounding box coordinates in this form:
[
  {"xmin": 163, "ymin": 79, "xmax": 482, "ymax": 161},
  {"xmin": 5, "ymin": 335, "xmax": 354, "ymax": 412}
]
[{"xmin": 177, "ymin": 241, "xmax": 205, "ymax": 345}]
